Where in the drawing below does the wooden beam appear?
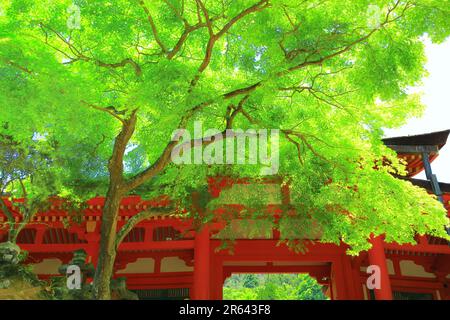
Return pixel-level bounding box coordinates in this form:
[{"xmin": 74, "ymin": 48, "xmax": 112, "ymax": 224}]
[
  {"xmin": 223, "ymin": 265, "xmax": 330, "ymax": 274},
  {"xmin": 386, "ymin": 145, "xmax": 439, "ymax": 154},
  {"xmin": 20, "ymin": 240, "xmax": 194, "ymax": 253},
  {"xmin": 384, "ymin": 243, "xmax": 450, "ymax": 255}
]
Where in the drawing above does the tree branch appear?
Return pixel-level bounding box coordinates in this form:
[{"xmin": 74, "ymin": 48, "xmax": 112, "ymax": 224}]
[
  {"xmin": 283, "ymin": 0, "xmax": 410, "ymax": 75},
  {"xmin": 138, "ymin": 0, "xmax": 168, "ymax": 54},
  {"xmin": 124, "ymin": 0, "xmax": 410, "ymax": 192},
  {"xmin": 1, "ymin": 59, "xmax": 33, "ymax": 75},
  {"xmin": 93, "ymin": 58, "xmax": 142, "ymax": 77},
  {"xmin": 81, "ymin": 100, "xmax": 126, "ymax": 125},
  {"xmin": 226, "ymin": 95, "xmax": 249, "ymax": 129},
  {"xmin": 163, "ymin": 0, "xmax": 189, "ymax": 26},
  {"xmin": 167, "ymin": 18, "xmax": 221, "ymax": 60},
  {"xmin": 189, "ymin": 0, "xmax": 270, "ymax": 90},
  {"xmin": 216, "ymin": 0, "xmax": 270, "ymax": 39},
  {"xmin": 0, "ymin": 197, "xmax": 14, "ymax": 227},
  {"xmin": 115, "ymin": 207, "xmax": 174, "ymax": 249},
  {"xmin": 108, "ymin": 109, "xmax": 139, "ymax": 183},
  {"xmin": 39, "ymin": 23, "xmax": 142, "ymax": 77},
  {"xmin": 124, "ymin": 85, "xmax": 258, "ymax": 192}
]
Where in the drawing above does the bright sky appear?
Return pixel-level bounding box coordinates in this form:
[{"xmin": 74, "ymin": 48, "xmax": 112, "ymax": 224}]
[{"xmin": 384, "ymin": 37, "xmax": 450, "ymax": 183}]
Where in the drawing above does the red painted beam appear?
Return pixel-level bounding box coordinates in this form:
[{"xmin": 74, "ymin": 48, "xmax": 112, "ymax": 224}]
[
  {"xmin": 20, "ymin": 240, "xmax": 194, "ymax": 253},
  {"xmin": 223, "ymin": 265, "xmax": 330, "ymax": 274},
  {"xmin": 20, "ymin": 244, "xmax": 88, "ymax": 253},
  {"xmin": 118, "ymin": 240, "xmax": 194, "ymax": 251},
  {"xmin": 124, "ymin": 272, "xmax": 193, "ymax": 290},
  {"xmin": 212, "ymin": 240, "xmax": 346, "ymax": 259},
  {"xmin": 358, "ymin": 275, "xmax": 445, "ymax": 290},
  {"xmin": 384, "ymin": 243, "xmax": 450, "ymax": 255}
]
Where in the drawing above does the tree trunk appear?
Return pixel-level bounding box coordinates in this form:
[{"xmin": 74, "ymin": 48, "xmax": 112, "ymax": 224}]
[
  {"xmin": 93, "ymin": 184, "xmax": 123, "ymax": 300},
  {"xmin": 92, "ymin": 111, "xmax": 137, "ymax": 300},
  {"xmin": 9, "ymin": 228, "xmax": 18, "ymax": 243}
]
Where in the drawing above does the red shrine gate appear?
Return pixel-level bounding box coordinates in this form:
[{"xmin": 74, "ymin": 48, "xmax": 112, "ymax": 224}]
[{"xmin": 1, "ymin": 130, "xmax": 449, "ymax": 300}]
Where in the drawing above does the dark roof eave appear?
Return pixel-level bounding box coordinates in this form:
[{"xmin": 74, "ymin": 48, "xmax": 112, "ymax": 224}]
[
  {"xmin": 383, "ymin": 129, "xmax": 450, "ymax": 147},
  {"xmin": 408, "ymin": 178, "xmax": 450, "ymax": 194}
]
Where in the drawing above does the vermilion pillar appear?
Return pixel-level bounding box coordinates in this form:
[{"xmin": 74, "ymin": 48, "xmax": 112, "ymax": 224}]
[
  {"xmin": 192, "ymin": 226, "xmax": 210, "ymax": 300},
  {"xmin": 368, "ymin": 236, "xmax": 392, "ymax": 300},
  {"xmin": 349, "ymin": 260, "xmax": 364, "ymax": 300},
  {"xmin": 210, "ymin": 258, "xmax": 224, "ymax": 300},
  {"xmin": 84, "ymin": 232, "xmax": 100, "ymax": 267},
  {"xmin": 338, "ymin": 255, "xmax": 364, "ymax": 300},
  {"xmin": 330, "ymin": 258, "xmax": 349, "ymax": 300}
]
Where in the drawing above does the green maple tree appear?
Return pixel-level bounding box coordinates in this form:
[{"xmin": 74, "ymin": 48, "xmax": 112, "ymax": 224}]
[{"xmin": 0, "ymin": 0, "xmax": 449, "ymax": 299}]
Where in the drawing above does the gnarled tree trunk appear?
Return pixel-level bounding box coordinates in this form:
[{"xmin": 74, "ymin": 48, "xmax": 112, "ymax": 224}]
[
  {"xmin": 93, "ymin": 111, "xmax": 137, "ymax": 300},
  {"xmin": 92, "ymin": 185, "xmax": 123, "ymax": 299}
]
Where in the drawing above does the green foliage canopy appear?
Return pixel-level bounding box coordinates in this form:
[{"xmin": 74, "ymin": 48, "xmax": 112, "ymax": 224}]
[{"xmin": 0, "ymin": 0, "xmax": 449, "ymax": 254}]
